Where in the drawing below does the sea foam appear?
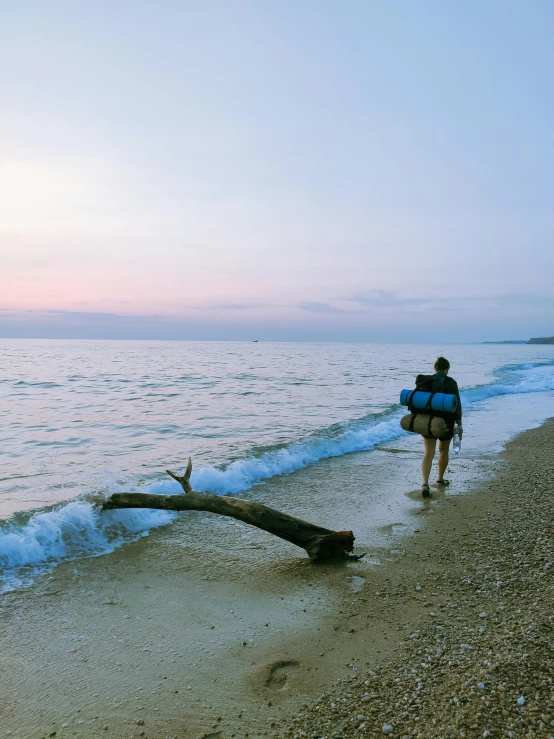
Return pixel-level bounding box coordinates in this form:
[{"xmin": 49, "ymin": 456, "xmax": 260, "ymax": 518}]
[
  {"xmin": 0, "ymin": 501, "xmax": 175, "ymax": 591},
  {"xmin": 461, "ymin": 362, "xmax": 554, "ymax": 405},
  {"xmin": 189, "ymin": 413, "xmax": 403, "ymax": 495}
]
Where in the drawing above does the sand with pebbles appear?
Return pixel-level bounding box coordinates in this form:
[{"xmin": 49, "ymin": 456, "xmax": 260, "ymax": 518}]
[{"xmin": 278, "ymin": 420, "xmax": 554, "ymax": 739}]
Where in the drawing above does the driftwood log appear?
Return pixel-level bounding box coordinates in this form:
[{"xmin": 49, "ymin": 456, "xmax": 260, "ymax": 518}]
[{"xmin": 103, "ymin": 459, "xmax": 355, "ymax": 561}]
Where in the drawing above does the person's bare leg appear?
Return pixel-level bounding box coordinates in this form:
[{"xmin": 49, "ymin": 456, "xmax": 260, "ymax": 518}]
[
  {"xmin": 421, "ymin": 438, "xmax": 436, "ymax": 488},
  {"xmin": 437, "ymin": 439, "xmax": 451, "ymax": 482}
]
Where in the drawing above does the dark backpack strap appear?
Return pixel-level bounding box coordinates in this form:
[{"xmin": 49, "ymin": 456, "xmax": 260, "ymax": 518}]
[
  {"xmin": 424, "ymin": 392, "xmax": 435, "ymax": 411},
  {"xmin": 424, "ymin": 375, "xmax": 447, "ymax": 414},
  {"xmin": 427, "ymin": 415, "xmax": 434, "ymax": 436},
  {"xmin": 409, "ymin": 413, "xmax": 417, "ymax": 432}
]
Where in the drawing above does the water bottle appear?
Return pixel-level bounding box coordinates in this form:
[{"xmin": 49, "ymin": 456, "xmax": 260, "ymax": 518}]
[{"xmin": 452, "ymin": 423, "xmax": 461, "ymax": 454}]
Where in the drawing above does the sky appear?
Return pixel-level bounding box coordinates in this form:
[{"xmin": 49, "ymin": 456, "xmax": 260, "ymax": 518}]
[{"xmin": 1, "ymin": 0, "xmax": 554, "ymax": 342}]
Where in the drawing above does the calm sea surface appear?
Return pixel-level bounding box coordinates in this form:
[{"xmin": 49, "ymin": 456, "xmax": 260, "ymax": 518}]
[{"xmin": 1, "ymin": 339, "xmax": 554, "ymax": 590}]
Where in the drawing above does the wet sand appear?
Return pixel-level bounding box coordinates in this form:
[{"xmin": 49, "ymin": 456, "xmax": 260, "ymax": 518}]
[{"xmin": 0, "ymin": 420, "xmax": 552, "ymax": 738}]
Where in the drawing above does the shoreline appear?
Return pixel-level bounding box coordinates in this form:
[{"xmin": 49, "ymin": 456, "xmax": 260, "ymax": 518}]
[
  {"xmin": 279, "ymin": 419, "xmax": 554, "ymax": 739},
  {"xmin": 1, "ymin": 419, "xmax": 553, "ymax": 738}
]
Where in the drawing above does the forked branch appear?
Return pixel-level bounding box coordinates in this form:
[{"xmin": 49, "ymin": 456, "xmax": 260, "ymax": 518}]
[{"xmin": 166, "ymin": 458, "xmax": 193, "ymax": 492}]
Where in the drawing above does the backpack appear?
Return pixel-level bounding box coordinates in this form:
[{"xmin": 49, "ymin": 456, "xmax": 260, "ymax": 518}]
[
  {"xmin": 414, "ymin": 374, "xmax": 446, "ymax": 393},
  {"xmin": 407, "ymin": 374, "xmax": 446, "ymax": 414},
  {"xmin": 401, "ymin": 373, "xmax": 450, "ymax": 439}
]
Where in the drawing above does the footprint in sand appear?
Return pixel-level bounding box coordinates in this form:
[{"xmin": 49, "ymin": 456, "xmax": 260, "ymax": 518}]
[
  {"xmin": 200, "ymin": 733, "xmax": 223, "ymax": 739},
  {"xmin": 265, "ymin": 660, "xmax": 299, "ymax": 690}
]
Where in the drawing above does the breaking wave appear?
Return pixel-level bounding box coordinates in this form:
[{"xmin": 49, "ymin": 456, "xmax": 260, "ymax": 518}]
[{"xmin": 2, "ymin": 359, "xmax": 553, "ymax": 590}]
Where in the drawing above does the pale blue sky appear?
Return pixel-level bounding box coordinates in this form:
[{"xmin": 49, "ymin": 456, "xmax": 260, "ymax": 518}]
[{"xmin": 1, "ymin": 1, "xmax": 553, "ymax": 341}]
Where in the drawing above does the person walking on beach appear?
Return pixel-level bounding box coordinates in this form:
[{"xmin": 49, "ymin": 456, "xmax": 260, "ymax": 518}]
[{"xmin": 421, "ymin": 357, "xmax": 462, "ymax": 498}]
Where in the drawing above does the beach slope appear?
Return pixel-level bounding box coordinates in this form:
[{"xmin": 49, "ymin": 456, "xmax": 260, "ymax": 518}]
[{"xmin": 1, "ymin": 420, "xmax": 553, "ymax": 739}]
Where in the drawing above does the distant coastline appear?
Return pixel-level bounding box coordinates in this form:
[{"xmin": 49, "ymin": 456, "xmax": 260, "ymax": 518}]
[
  {"xmin": 483, "ymin": 337, "xmax": 554, "ymax": 345},
  {"xmin": 528, "ymin": 336, "xmax": 554, "ymax": 344}
]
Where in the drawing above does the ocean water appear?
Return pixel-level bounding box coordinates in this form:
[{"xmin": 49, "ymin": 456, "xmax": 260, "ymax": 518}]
[{"xmin": 1, "ymin": 339, "xmax": 554, "ymax": 591}]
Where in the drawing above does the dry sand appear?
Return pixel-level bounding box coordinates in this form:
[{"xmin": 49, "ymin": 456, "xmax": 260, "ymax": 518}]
[{"xmin": 1, "ymin": 420, "xmax": 553, "ymax": 739}]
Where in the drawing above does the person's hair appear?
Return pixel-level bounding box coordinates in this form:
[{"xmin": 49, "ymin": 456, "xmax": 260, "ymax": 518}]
[{"xmin": 434, "ymin": 356, "xmax": 450, "ymax": 372}]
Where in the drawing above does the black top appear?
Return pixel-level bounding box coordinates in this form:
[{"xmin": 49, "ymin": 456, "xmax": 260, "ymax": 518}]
[{"xmin": 431, "ymin": 371, "xmax": 462, "ymax": 423}]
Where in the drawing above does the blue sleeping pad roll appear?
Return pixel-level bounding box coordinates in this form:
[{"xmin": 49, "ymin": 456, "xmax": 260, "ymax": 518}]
[{"xmin": 400, "ymin": 389, "xmax": 458, "ymax": 413}]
